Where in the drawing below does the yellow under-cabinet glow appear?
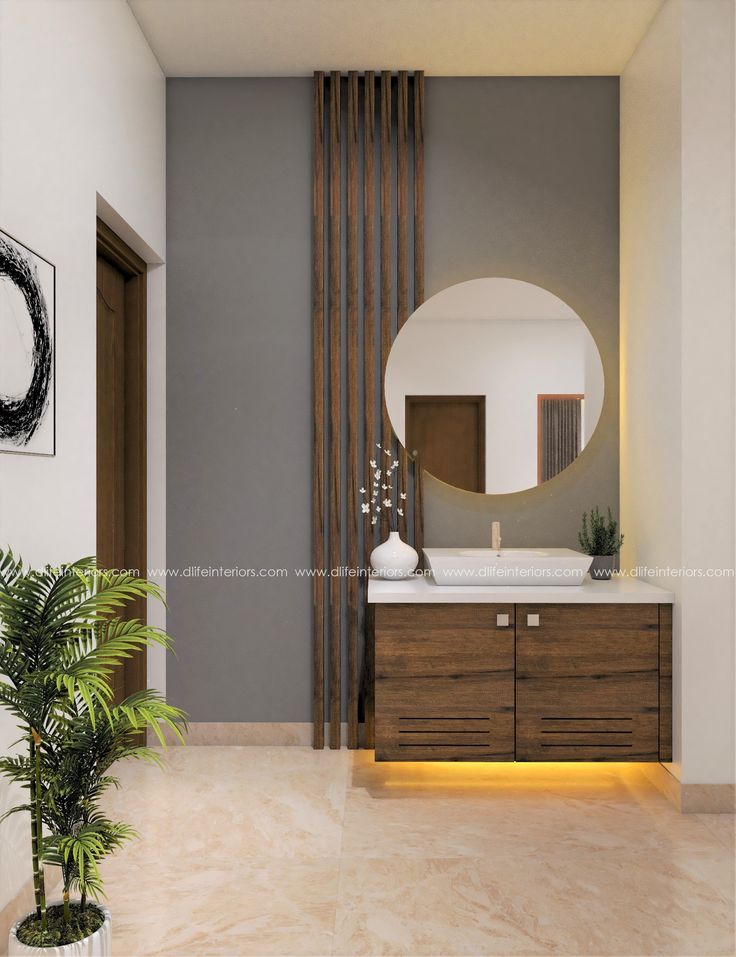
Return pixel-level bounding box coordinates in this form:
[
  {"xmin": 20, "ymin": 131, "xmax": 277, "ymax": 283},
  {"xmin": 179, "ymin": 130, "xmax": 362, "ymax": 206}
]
[{"xmin": 352, "ymin": 755, "xmax": 658, "ymax": 798}]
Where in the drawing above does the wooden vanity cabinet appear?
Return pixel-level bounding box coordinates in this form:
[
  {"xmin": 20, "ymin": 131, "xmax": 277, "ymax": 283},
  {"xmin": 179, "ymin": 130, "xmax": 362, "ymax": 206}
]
[
  {"xmin": 515, "ymin": 604, "xmax": 661, "ymax": 761},
  {"xmin": 373, "ymin": 601, "xmax": 673, "ymax": 763},
  {"xmin": 374, "ymin": 604, "xmax": 515, "ymax": 761}
]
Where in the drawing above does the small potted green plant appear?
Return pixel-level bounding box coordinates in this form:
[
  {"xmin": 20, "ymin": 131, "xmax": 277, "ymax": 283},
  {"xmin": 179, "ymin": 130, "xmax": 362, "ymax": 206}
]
[
  {"xmin": 578, "ymin": 507, "xmax": 624, "ymax": 580},
  {"xmin": 0, "ymin": 550, "xmax": 186, "ymax": 955}
]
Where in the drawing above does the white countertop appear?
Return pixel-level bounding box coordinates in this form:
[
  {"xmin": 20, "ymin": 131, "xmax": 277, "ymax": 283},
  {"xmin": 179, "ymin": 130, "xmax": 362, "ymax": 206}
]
[{"xmin": 367, "ymin": 574, "xmax": 674, "ymax": 604}]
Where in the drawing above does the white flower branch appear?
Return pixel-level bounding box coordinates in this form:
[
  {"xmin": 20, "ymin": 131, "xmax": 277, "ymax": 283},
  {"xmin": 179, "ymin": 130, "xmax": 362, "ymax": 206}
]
[{"xmin": 360, "ymin": 443, "xmax": 407, "ymax": 533}]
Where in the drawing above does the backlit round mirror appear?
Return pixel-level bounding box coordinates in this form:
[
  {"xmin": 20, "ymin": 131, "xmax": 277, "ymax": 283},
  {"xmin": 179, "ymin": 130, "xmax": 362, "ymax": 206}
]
[{"xmin": 385, "ymin": 278, "xmax": 604, "ymax": 495}]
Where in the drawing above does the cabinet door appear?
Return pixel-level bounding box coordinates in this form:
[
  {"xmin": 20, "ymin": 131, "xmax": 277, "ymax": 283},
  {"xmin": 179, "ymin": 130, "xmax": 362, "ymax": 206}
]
[
  {"xmin": 516, "ymin": 603, "xmax": 659, "ymax": 761},
  {"xmin": 374, "ymin": 604, "xmax": 514, "ymax": 761}
]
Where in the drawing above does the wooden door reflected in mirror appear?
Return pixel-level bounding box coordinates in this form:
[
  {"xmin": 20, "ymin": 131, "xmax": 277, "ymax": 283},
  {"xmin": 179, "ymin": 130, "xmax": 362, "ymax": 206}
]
[{"xmin": 406, "ymin": 395, "xmax": 485, "ymax": 493}]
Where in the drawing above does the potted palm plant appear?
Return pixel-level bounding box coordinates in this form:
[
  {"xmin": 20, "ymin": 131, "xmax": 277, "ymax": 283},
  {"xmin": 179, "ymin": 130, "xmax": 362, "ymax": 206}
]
[
  {"xmin": 578, "ymin": 507, "xmax": 624, "ymax": 580},
  {"xmin": 0, "ymin": 550, "xmax": 186, "ymax": 955}
]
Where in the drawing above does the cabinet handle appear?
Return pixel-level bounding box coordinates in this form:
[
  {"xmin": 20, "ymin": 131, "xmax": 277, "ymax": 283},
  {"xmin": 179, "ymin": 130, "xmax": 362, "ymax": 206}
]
[
  {"xmin": 527, "ymin": 613, "xmax": 540, "ymax": 627},
  {"xmin": 496, "ymin": 613, "xmax": 510, "ymax": 627}
]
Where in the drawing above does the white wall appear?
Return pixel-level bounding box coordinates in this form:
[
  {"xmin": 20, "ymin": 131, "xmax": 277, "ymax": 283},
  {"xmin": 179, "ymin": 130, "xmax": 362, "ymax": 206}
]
[
  {"xmin": 621, "ymin": 0, "xmax": 735, "ymax": 785},
  {"xmin": 0, "ymin": 0, "xmax": 166, "ymax": 912}
]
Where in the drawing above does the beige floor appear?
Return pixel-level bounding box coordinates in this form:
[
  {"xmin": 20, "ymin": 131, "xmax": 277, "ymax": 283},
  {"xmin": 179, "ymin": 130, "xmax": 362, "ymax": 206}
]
[{"xmin": 101, "ymin": 747, "xmax": 735, "ymax": 957}]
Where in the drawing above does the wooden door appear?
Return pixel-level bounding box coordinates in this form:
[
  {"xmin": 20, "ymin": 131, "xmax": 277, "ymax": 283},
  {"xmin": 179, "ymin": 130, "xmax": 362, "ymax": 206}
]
[
  {"xmin": 515, "ymin": 604, "xmax": 660, "ymax": 761},
  {"xmin": 374, "ymin": 604, "xmax": 514, "ymax": 760},
  {"xmin": 405, "ymin": 396, "xmax": 485, "ymax": 492},
  {"xmin": 96, "ymin": 220, "xmax": 147, "ymax": 703}
]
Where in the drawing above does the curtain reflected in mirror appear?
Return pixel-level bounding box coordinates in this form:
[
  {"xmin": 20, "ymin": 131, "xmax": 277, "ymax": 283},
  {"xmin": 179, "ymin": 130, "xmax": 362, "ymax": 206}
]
[{"xmin": 538, "ymin": 395, "xmax": 582, "ymax": 484}]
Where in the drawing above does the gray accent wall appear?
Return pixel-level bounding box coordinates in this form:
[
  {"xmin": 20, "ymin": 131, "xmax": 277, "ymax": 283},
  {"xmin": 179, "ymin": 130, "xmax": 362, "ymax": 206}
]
[
  {"xmin": 166, "ymin": 76, "xmax": 619, "ymax": 722},
  {"xmin": 167, "ymin": 79, "xmax": 313, "ymax": 721},
  {"xmin": 424, "ymin": 77, "xmax": 620, "ymax": 549}
]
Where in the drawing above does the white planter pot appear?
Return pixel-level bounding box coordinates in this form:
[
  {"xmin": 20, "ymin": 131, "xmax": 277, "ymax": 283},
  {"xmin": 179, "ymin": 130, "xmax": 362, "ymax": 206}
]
[
  {"xmin": 370, "ymin": 531, "xmax": 418, "ymax": 580},
  {"xmin": 9, "ymin": 902, "xmax": 111, "ymax": 957}
]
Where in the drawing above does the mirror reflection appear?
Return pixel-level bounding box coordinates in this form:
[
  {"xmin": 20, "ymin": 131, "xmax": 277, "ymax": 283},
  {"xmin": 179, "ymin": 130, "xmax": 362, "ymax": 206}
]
[{"xmin": 385, "ymin": 278, "xmax": 604, "ymax": 494}]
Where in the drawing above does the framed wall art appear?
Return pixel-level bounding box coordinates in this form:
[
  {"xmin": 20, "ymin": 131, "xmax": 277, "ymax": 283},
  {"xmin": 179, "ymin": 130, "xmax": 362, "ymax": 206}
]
[{"xmin": 0, "ymin": 229, "xmax": 55, "ymax": 455}]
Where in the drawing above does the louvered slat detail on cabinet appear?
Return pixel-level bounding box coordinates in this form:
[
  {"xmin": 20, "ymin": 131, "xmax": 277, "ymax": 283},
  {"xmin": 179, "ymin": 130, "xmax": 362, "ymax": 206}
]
[
  {"xmin": 516, "ymin": 604, "xmax": 660, "ymax": 761},
  {"xmin": 374, "ymin": 604, "xmax": 515, "ymax": 761}
]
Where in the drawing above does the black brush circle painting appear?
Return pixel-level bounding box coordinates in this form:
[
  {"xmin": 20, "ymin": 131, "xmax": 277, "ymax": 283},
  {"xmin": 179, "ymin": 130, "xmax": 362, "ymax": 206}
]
[{"xmin": 0, "ymin": 230, "xmax": 55, "ymax": 455}]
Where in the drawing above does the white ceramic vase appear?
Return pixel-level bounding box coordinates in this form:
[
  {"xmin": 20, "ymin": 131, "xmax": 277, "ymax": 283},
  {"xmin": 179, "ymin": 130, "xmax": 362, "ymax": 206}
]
[
  {"xmin": 370, "ymin": 531, "xmax": 418, "ymax": 580},
  {"xmin": 9, "ymin": 903, "xmax": 112, "ymax": 957}
]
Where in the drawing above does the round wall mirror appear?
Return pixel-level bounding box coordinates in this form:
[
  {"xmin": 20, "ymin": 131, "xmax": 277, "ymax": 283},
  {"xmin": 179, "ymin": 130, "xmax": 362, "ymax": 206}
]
[{"xmin": 385, "ymin": 278, "xmax": 604, "ymax": 495}]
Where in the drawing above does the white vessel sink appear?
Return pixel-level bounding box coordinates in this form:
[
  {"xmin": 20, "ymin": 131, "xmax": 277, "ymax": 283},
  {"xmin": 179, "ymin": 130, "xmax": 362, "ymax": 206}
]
[{"xmin": 424, "ymin": 547, "xmax": 593, "ymax": 586}]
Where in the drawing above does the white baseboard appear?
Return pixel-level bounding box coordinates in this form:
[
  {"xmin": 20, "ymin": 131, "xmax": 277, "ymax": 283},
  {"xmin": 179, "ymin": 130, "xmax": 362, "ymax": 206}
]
[
  {"xmin": 641, "ymin": 763, "xmax": 736, "ymax": 813},
  {"xmin": 150, "ymin": 721, "xmax": 353, "ymax": 747}
]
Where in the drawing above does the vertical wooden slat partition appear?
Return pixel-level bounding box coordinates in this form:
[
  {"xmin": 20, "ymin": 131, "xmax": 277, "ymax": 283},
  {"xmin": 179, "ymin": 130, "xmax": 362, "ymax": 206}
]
[
  {"xmin": 346, "ymin": 72, "xmax": 360, "ymax": 751},
  {"xmin": 379, "ymin": 72, "xmax": 393, "ymax": 540},
  {"xmin": 327, "ymin": 73, "xmax": 341, "ymax": 749},
  {"xmin": 363, "ymin": 72, "xmax": 376, "ymax": 571},
  {"xmin": 313, "ymin": 70, "xmax": 425, "ymax": 749},
  {"xmin": 362, "ymin": 73, "xmax": 377, "ymax": 751},
  {"xmin": 413, "ymin": 72, "xmax": 426, "ymax": 561},
  {"xmin": 396, "ymin": 72, "xmax": 410, "ymax": 543},
  {"xmin": 311, "ymin": 72, "xmax": 325, "ymax": 750}
]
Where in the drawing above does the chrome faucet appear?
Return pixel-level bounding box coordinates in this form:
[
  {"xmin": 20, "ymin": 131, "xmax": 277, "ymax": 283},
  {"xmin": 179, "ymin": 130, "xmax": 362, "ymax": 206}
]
[{"xmin": 491, "ymin": 521, "xmax": 502, "ymax": 551}]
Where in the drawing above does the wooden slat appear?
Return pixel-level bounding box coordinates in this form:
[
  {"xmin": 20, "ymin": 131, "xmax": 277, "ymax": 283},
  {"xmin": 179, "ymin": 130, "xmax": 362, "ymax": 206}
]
[
  {"xmin": 414, "ymin": 452, "xmax": 424, "ymax": 565},
  {"xmin": 363, "ymin": 73, "xmax": 377, "ymax": 567},
  {"xmin": 346, "ymin": 72, "xmax": 360, "ymax": 750},
  {"xmin": 313, "ymin": 70, "xmax": 426, "ymax": 751},
  {"xmin": 412, "ymin": 71, "xmax": 425, "ymax": 561},
  {"xmin": 659, "ymin": 603, "xmax": 673, "ymax": 761},
  {"xmin": 362, "ymin": 74, "xmax": 377, "ymax": 751},
  {"xmin": 363, "ymin": 602, "xmax": 375, "ymax": 748},
  {"xmin": 413, "ymin": 71, "xmax": 425, "ymax": 307},
  {"xmin": 396, "ymin": 71, "xmax": 410, "ymax": 542},
  {"xmin": 328, "ymin": 71, "xmax": 342, "ymax": 750},
  {"xmin": 311, "ymin": 72, "xmax": 325, "ymax": 750},
  {"xmin": 379, "ymin": 70, "xmax": 392, "ymax": 539}
]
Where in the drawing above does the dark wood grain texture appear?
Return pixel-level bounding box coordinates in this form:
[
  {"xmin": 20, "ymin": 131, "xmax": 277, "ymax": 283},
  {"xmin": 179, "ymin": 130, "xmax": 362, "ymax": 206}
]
[
  {"xmin": 396, "ymin": 71, "xmax": 410, "ymax": 541},
  {"xmin": 412, "ymin": 71, "xmax": 425, "ymax": 561},
  {"xmin": 96, "ymin": 256, "xmax": 126, "ymax": 704},
  {"xmin": 379, "ymin": 70, "xmax": 392, "ymax": 539},
  {"xmin": 346, "ymin": 71, "xmax": 360, "ymax": 750},
  {"xmin": 363, "ymin": 602, "xmax": 376, "ymax": 748},
  {"xmin": 406, "ymin": 395, "xmax": 486, "ymax": 493},
  {"xmin": 96, "ymin": 220, "xmax": 147, "ymax": 705},
  {"xmin": 413, "ymin": 71, "xmax": 425, "ymax": 309},
  {"xmin": 312, "ymin": 72, "xmax": 325, "ymax": 749},
  {"xmin": 375, "ymin": 604, "xmax": 515, "ymax": 760},
  {"xmin": 328, "ymin": 71, "xmax": 342, "ymax": 749},
  {"xmin": 659, "ymin": 603, "xmax": 673, "ymax": 760},
  {"xmin": 413, "ymin": 454, "xmax": 424, "ymax": 567},
  {"xmin": 363, "ymin": 72, "xmax": 377, "ymax": 569},
  {"xmin": 516, "ymin": 604, "xmax": 660, "ymax": 761},
  {"xmin": 311, "ymin": 71, "xmax": 426, "ymax": 749}
]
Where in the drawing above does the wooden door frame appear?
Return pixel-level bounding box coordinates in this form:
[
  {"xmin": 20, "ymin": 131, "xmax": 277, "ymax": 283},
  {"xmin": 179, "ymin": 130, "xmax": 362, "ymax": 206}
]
[
  {"xmin": 536, "ymin": 393, "xmax": 583, "ymax": 486},
  {"xmin": 96, "ymin": 217, "xmax": 147, "ymax": 695},
  {"xmin": 405, "ymin": 394, "xmax": 486, "ymax": 492}
]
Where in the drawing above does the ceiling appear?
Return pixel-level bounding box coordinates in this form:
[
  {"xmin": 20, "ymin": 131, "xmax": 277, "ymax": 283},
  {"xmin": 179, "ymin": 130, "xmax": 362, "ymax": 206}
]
[{"xmin": 128, "ymin": 0, "xmax": 665, "ymax": 77}]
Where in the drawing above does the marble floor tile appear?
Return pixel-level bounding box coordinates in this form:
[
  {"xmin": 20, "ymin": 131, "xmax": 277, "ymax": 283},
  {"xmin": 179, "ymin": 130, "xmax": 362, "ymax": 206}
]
[
  {"xmin": 475, "ymin": 841, "xmax": 734, "ymax": 956},
  {"xmin": 88, "ymin": 748, "xmax": 735, "ymax": 957},
  {"xmin": 105, "ymin": 747, "xmax": 350, "ymax": 861},
  {"xmin": 340, "ymin": 787, "xmax": 697, "ymax": 859},
  {"xmin": 696, "ymin": 812, "xmax": 736, "ymax": 850},
  {"xmin": 104, "ymin": 856, "xmax": 340, "ymax": 956},
  {"xmin": 333, "ymin": 857, "xmax": 548, "ymax": 956}
]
